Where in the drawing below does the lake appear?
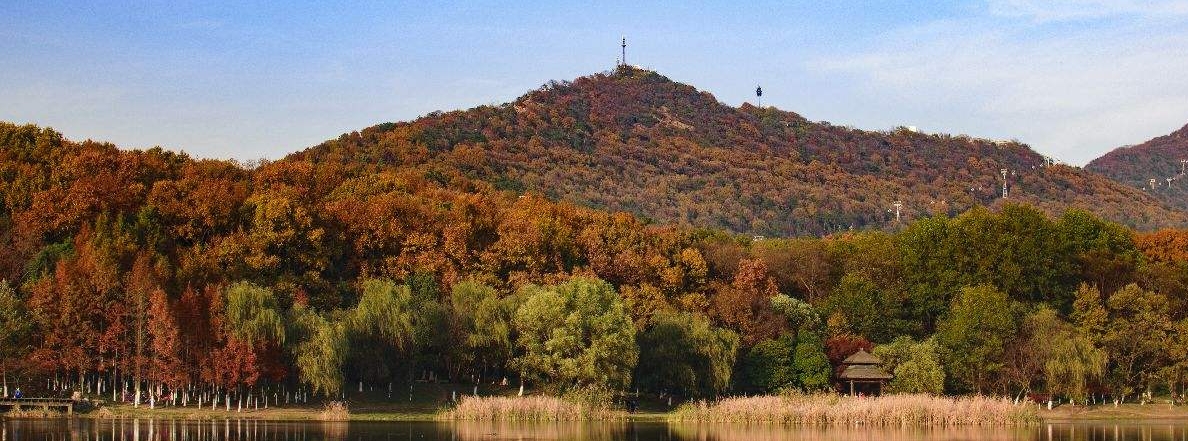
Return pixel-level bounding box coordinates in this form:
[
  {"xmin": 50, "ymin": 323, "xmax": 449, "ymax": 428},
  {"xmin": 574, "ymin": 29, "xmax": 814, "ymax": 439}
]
[{"xmin": 3, "ymin": 418, "xmax": 1188, "ymax": 441}]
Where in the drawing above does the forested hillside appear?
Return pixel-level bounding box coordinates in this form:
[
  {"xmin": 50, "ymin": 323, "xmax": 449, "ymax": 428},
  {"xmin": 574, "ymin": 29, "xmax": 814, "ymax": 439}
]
[
  {"xmin": 1087, "ymin": 122, "xmax": 1188, "ymax": 210},
  {"xmin": 293, "ymin": 66, "xmax": 1187, "ymax": 234},
  {"xmin": 5, "ymin": 120, "xmax": 1188, "ymax": 404}
]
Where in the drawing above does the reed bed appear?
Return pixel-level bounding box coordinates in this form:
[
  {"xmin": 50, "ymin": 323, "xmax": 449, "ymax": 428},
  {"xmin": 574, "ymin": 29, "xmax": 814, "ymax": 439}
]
[
  {"xmin": 443, "ymin": 395, "xmax": 623, "ymax": 421},
  {"xmin": 318, "ymin": 401, "xmax": 350, "ymax": 421},
  {"xmin": 671, "ymin": 394, "xmax": 1037, "ymax": 426}
]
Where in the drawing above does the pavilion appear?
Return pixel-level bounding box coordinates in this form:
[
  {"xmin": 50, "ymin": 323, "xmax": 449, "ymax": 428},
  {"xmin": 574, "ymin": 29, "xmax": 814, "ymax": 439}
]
[{"xmin": 837, "ymin": 349, "xmax": 893, "ymax": 396}]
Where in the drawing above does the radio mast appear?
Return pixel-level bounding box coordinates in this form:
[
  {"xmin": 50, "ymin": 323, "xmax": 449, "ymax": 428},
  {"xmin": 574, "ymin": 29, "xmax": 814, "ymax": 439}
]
[{"xmin": 621, "ymin": 36, "xmax": 626, "ymax": 67}]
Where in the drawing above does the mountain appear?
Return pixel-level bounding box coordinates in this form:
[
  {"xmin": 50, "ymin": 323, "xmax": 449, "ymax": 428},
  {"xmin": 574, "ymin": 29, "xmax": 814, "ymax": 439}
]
[
  {"xmin": 1086, "ymin": 122, "xmax": 1188, "ymax": 210},
  {"xmin": 292, "ymin": 66, "xmax": 1187, "ymax": 234}
]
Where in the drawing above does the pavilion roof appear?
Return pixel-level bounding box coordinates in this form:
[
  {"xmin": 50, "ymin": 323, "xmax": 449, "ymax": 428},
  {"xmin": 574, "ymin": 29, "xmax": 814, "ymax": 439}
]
[
  {"xmin": 838, "ymin": 364, "xmax": 893, "ymax": 381},
  {"xmin": 842, "ymin": 349, "xmax": 882, "ymax": 365}
]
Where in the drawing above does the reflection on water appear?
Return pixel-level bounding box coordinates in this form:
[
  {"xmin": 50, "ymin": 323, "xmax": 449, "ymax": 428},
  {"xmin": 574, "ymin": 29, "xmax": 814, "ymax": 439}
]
[{"xmin": 5, "ymin": 418, "xmax": 1188, "ymax": 441}]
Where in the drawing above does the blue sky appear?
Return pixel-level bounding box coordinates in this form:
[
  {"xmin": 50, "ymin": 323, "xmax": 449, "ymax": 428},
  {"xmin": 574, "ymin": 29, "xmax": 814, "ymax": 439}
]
[{"xmin": 2, "ymin": 1, "xmax": 1187, "ymax": 165}]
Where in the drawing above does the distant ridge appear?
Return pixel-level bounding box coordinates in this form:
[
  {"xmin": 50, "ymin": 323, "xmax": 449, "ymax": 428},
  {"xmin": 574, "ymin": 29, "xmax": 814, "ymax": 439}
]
[
  {"xmin": 292, "ymin": 66, "xmax": 1188, "ymax": 234},
  {"xmin": 1087, "ymin": 122, "xmax": 1188, "ymax": 210}
]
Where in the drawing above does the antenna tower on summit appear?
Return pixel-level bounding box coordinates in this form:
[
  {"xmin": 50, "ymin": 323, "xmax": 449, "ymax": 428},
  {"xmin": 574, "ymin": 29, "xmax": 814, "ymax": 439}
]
[
  {"xmin": 756, "ymin": 85, "xmax": 763, "ymax": 107},
  {"xmin": 620, "ymin": 36, "xmax": 627, "ymax": 67}
]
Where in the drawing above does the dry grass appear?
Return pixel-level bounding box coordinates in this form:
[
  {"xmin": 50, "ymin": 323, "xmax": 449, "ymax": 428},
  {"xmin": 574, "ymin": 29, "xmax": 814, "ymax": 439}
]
[
  {"xmin": 671, "ymin": 394, "xmax": 1038, "ymax": 426},
  {"xmin": 3, "ymin": 408, "xmax": 64, "ymax": 418},
  {"xmin": 318, "ymin": 401, "xmax": 350, "ymax": 421},
  {"xmin": 443, "ymin": 395, "xmax": 623, "ymax": 421}
]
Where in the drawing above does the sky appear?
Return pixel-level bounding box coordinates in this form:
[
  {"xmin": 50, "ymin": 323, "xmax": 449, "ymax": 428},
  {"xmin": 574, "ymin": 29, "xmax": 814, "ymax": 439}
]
[{"xmin": 2, "ymin": 1, "xmax": 1188, "ymax": 166}]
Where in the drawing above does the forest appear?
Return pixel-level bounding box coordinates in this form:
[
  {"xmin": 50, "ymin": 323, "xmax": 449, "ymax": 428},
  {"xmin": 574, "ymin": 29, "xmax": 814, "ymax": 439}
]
[
  {"xmin": 1087, "ymin": 122, "xmax": 1188, "ymax": 211},
  {"xmin": 293, "ymin": 66, "xmax": 1188, "ymax": 235},
  {"xmin": 3, "ymin": 121, "xmax": 1188, "ymax": 408}
]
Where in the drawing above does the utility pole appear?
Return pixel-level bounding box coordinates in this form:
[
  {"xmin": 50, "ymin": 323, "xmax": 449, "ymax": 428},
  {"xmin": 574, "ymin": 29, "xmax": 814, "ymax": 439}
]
[
  {"xmin": 1181, "ymin": 159, "xmax": 1187, "ymax": 175},
  {"xmin": 892, "ymin": 201, "xmax": 903, "ymax": 222},
  {"xmin": 1168, "ymin": 177, "xmax": 1174, "ymax": 188},
  {"xmin": 1150, "ymin": 178, "xmax": 1158, "ymax": 190},
  {"xmin": 1000, "ymin": 168, "xmax": 1009, "ymax": 198}
]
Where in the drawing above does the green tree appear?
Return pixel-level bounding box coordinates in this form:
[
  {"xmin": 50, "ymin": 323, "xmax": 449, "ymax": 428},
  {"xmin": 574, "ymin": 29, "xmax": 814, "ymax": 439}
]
[
  {"xmin": 1088, "ymin": 284, "xmax": 1172, "ymax": 401},
  {"xmin": 449, "ymin": 280, "xmax": 513, "ymax": 382},
  {"xmin": 223, "ymin": 281, "xmax": 286, "ymax": 345},
  {"xmin": 792, "ymin": 331, "xmax": 831, "ymax": 390},
  {"xmin": 741, "ymin": 335, "xmax": 796, "ymax": 393},
  {"xmin": 1057, "ymin": 209, "xmax": 1140, "ymax": 300},
  {"xmin": 0, "ymin": 280, "xmax": 32, "ymax": 397},
  {"xmin": 511, "ymin": 277, "xmax": 638, "ymax": 392},
  {"xmin": 820, "ymin": 273, "xmax": 902, "ymax": 342},
  {"xmin": 635, "ymin": 311, "xmax": 738, "ymax": 398},
  {"xmin": 1043, "ymin": 326, "xmax": 1106, "ymax": 404},
  {"xmin": 347, "ymin": 279, "xmax": 416, "ymax": 385},
  {"xmin": 935, "ymin": 284, "xmax": 1019, "ymax": 394},
  {"xmin": 770, "ymin": 294, "xmax": 820, "ymax": 335},
  {"xmin": 291, "ymin": 306, "xmax": 348, "ymax": 396},
  {"xmin": 350, "ymin": 279, "xmax": 414, "ymax": 348},
  {"xmin": 875, "ymin": 336, "xmax": 945, "ymax": 394}
]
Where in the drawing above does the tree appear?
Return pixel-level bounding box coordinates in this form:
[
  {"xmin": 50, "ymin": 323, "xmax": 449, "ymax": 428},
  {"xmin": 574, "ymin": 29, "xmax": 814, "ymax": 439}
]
[
  {"xmin": 791, "ymin": 331, "xmax": 831, "ymax": 391},
  {"xmin": 770, "ymin": 294, "xmax": 820, "ymax": 336},
  {"xmin": 291, "ymin": 306, "xmax": 348, "ymax": 396},
  {"xmin": 350, "ymin": 279, "xmax": 414, "ymax": 349},
  {"xmin": 1088, "ymin": 283, "xmax": 1172, "ymax": 400},
  {"xmin": 1002, "ymin": 306, "xmax": 1065, "ymax": 394},
  {"xmin": 819, "ymin": 273, "xmax": 902, "ymax": 342},
  {"xmin": 0, "ymin": 280, "xmax": 32, "ymax": 397},
  {"xmin": 874, "ymin": 336, "xmax": 945, "ymax": 394},
  {"xmin": 1043, "ymin": 327, "xmax": 1106, "ymax": 404},
  {"xmin": 347, "ymin": 279, "xmax": 415, "ymax": 385},
  {"xmin": 449, "ymin": 280, "xmax": 513, "ymax": 383},
  {"xmin": 935, "ymin": 284, "xmax": 1019, "ymax": 394},
  {"xmin": 146, "ymin": 289, "xmax": 186, "ymax": 388},
  {"xmin": 511, "ymin": 277, "xmax": 638, "ymax": 392},
  {"xmin": 223, "ymin": 282, "xmax": 286, "ymax": 345},
  {"xmin": 710, "ymin": 259, "xmax": 786, "ymax": 346},
  {"xmin": 741, "ymin": 336, "xmax": 795, "ymax": 393},
  {"xmin": 635, "ymin": 311, "xmax": 738, "ymax": 398}
]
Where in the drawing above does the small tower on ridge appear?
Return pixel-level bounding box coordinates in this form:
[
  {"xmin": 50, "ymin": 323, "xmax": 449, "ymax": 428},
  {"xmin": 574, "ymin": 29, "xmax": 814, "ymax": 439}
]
[{"xmin": 621, "ymin": 36, "xmax": 627, "ymax": 67}]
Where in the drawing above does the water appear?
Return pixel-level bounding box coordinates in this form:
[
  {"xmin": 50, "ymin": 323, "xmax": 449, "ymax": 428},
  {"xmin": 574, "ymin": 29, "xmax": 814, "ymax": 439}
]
[{"xmin": 3, "ymin": 418, "xmax": 1188, "ymax": 441}]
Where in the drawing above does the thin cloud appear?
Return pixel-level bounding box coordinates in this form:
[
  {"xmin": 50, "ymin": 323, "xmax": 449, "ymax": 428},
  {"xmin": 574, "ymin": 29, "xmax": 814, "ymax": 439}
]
[
  {"xmin": 986, "ymin": 0, "xmax": 1188, "ymax": 22},
  {"xmin": 808, "ymin": 16, "xmax": 1188, "ymax": 165}
]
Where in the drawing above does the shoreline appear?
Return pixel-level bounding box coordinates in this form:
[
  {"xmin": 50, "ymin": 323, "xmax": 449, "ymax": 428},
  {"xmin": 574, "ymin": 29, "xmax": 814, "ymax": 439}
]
[{"xmin": 9, "ymin": 402, "xmax": 1188, "ymax": 423}]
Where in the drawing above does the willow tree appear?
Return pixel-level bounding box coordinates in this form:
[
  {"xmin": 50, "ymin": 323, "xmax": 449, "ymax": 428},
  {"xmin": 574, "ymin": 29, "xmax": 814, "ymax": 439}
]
[
  {"xmin": 449, "ymin": 280, "xmax": 512, "ymax": 383},
  {"xmin": 224, "ymin": 282, "xmax": 286, "ymax": 345},
  {"xmin": 221, "ymin": 281, "xmax": 286, "ymax": 398},
  {"xmin": 635, "ymin": 311, "xmax": 738, "ymax": 398},
  {"xmin": 291, "ymin": 306, "xmax": 347, "ymax": 396},
  {"xmin": 347, "ymin": 279, "xmax": 414, "ymax": 386},
  {"xmin": 512, "ymin": 277, "xmax": 638, "ymax": 393},
  {"xmin": 350, "ymin": 279, "xmax": 414, "ymax": 348},
  {"xmin": 1044, "ymin": 328, "xmax": 1106, "ymax": 404},
  {"xmin": 0, "ymin": 280, "xmax": 32, "ymax": 398}
]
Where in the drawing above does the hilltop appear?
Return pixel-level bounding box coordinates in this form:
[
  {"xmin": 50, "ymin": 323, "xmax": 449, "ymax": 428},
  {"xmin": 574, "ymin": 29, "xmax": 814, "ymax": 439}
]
[
  {"xmin": 293, "ymin": 67, "xmax": 1186, "ymax": 235},
  {"xmin": 1087, "ymin": 122, "xmax": 1188, "ymax": 210}
]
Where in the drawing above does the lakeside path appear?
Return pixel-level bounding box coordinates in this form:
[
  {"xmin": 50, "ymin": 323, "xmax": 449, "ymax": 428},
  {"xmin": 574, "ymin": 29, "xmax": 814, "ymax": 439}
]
[{"xmin": 1039, "ymin": 404, "xmax": 1188, "ymax": 421}]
